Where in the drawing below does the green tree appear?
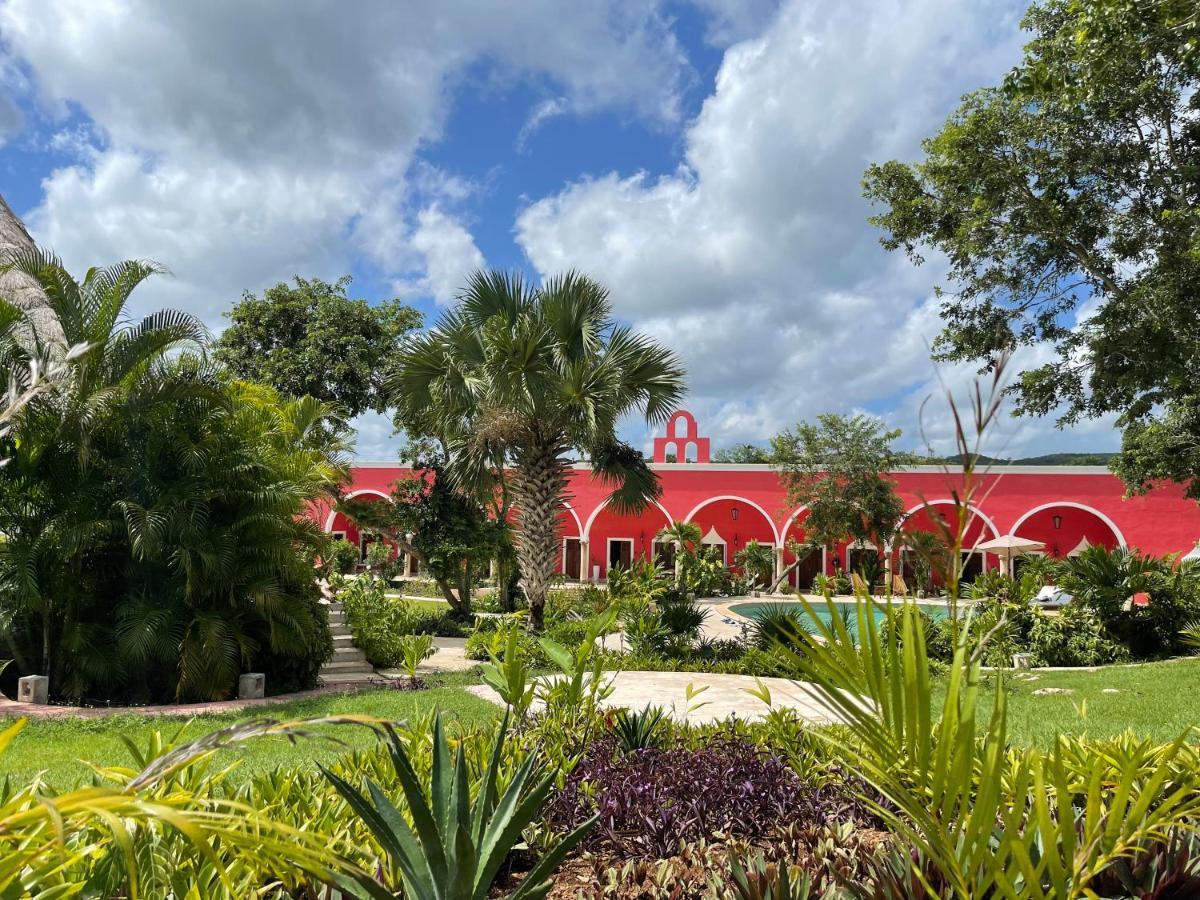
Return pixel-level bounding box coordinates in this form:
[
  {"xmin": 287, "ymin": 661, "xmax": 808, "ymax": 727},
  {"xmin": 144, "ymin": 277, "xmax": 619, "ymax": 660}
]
[
  {"xmin": 214, "ymin": 275, "xmax": 422, "ymax": 419},
  {"xmin": 390, "ymin": 270, "xmax": 685, "ymax": 629},
  {"xmin": 769, "ymin": 413, "xmax": 915, "ymax": 590},
  {"xmin": 657, "ymin": 519, "xmax": 702, "ymax": 586},
  {"xmin": 712, "ymin": 443, "xmax": 770, "ymax": 463},
  {"xmin": 862, "ymin": 0, "xmax": 1200, "ymax": 497},
  {"xmin": 734, "ymin": 539, "xmax": 776, "ymax": 589},
  {"xmin": 339, "ymin": 454, "xmax": 504, "ymax": 616},
  {"xmin": 0, "ymin": 250, "xmax": 344, "ymax": 702}
]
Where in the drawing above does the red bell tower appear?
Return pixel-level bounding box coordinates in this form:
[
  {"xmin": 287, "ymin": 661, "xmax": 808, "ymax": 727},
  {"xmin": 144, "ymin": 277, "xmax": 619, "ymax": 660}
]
[{"xmin": 653, "ymin": 409, "xmax": 710, "ymax": 464}]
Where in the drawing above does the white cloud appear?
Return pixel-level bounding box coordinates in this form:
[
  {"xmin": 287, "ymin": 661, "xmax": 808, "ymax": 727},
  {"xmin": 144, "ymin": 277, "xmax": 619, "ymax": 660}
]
[
  {"xmin": 517, "ymin": 97, "xmax": 569, "ymax": 152},
  {"xmin": 1, "ymin": 0, "xmax": 693, "ymax": 324},
  {"xmin": 518, "ymin": 0, "xmax": 1112, "ymax": 457},
  {"xmin": 403, "ymin": 206, "xmax": 486, "ymax": 306}
]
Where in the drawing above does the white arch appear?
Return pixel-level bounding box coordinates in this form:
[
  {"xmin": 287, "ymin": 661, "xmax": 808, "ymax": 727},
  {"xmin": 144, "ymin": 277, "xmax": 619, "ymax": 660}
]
[
  {"xmin": 581, "ymin": 496, "xmax": 674, "ymax": 542},
  {"xmin": 322, "ymin": 488, "xmax": 390, "ymax": 532},
  {"xmin": 1010, "ymin": 501, "xmax": 1128, "ymax": 548},
  {"xmin": 682, "ymin": 495, "xmax": 781, "ymax": 546},
  {"xmin": 560, "ymin": 501, "xmax": 584, "ymax": 536},
  {"xmin": 779, "ymin": 505, "xmax": 810, "ymax": 548},
  {"xmin": 895, "ymin": 499, "xmax": 1001, "ymax": 548}
]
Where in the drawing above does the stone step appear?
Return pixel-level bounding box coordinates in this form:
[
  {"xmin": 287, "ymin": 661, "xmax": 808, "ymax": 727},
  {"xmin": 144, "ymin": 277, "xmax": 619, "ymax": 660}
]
[
  {"xmin": 332, "ymin": 647, "xmax": 367, "ymax": 663},
  {"xmin": 320, "ymin": 659, "xmax": 375, "ymax": 673},
  {"xmin": 332, "ymin": 633, "xmax": 355, "ymax": 645},
  {"xmin": 318, "ymin": 672, "xmax": 378, "ymax": 686}
]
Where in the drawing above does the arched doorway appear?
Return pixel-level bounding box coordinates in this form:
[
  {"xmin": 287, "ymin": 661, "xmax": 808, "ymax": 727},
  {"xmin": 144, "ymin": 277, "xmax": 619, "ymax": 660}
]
[
  {"xmin": 894, "ymin": 501, "xmax": 1000, "ymax": 591},
  {"xmin": 1012, "ymin": 502, "xmax": 1125, "ymax": 561},
  {"xmin": 685, "ymin": 496, "xmax": 779, "ymax": 573},
  {"xmin": 781, "ymin": 508, "xmax": 825, "ymax": 591},
  {"xmin": 583, "ymin": 498, "xmax": 673, "ymax": 579}
]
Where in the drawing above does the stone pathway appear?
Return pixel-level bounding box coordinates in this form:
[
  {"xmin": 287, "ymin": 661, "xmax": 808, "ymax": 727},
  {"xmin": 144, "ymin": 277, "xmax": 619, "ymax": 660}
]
[
  {"xmin": 0, "ymin": 684, "xmax": 369, "ymax": 719},
  {"xmin": 467, "ymin": 670, "xmax": 844, "ymax": 725}
]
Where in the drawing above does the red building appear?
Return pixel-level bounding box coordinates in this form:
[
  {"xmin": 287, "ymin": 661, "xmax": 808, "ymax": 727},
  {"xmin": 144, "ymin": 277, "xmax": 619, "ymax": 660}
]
[{"xmin": 314, "ymin": 410, "xmax": 1200, "ymax": 585}]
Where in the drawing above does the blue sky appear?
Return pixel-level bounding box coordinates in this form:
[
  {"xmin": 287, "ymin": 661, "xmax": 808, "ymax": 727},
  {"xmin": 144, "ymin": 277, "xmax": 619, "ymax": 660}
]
[{"xmin": 0, "ymin": 0, "xmax": 1119, "ymax": 460}]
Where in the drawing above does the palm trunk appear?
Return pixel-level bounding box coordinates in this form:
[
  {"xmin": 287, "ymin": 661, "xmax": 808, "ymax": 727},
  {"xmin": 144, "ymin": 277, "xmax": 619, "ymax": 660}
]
[{"xmin": 511, "ymin": 440, "xmax": 569, "ymax": 631}]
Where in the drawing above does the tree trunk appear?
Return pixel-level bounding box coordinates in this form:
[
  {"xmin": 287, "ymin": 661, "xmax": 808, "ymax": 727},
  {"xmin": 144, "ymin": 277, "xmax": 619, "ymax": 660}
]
[
  {"xmin": 41, "ymin": 605, "xmax": 51, "ymax": 677},
  {"xmin": 510, "ymin": 440, "xmax": 569, "ymax": 631}
]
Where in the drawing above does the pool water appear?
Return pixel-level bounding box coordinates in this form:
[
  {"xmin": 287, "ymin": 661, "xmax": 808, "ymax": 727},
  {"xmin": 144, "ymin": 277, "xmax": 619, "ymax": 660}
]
[{"xmin": 728, "ymin": 600, "xmax": 952, "ymax": 631}]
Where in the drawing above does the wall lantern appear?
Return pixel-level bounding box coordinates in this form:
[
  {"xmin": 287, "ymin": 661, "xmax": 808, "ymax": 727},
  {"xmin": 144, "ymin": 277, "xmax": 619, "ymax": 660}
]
[
  {"xmin": 1052, "ymin": 514, "xmax": 1062, "ymax": 530},
  {"xmin": 731, "ymin": 506, "xmax": 740, "ymax": 521}
]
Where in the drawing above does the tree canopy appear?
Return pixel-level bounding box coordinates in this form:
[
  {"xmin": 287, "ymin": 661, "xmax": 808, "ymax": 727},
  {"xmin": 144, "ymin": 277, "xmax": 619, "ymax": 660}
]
[
  {"xmin": 863, "ymin": 0, "xmax": 1200, "ymax": 496},
  {"xmin": 389, "ymin": 269, "xmax": 685, "ymax": 628},
  {"xmin": 770, "ymin": 413, "xmax": 916, "ymax": 557},
  {"xmin": 712, "ymin": 443, "xmax": 771, "ymax": 463},
  {"xmin": 215, "ymin": 275, "xmax": 422, "ymax": 420}
]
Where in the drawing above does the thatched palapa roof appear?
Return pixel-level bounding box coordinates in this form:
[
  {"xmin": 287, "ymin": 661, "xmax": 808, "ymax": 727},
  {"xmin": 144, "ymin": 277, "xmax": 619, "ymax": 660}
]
[{"xmin": 0, "ymin": 193, "xmax": 64, "ymax": 344}]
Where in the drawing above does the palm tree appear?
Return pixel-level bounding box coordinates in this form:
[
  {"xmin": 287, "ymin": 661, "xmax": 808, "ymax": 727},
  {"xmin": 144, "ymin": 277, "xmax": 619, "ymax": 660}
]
[
  {"xmin": 391, "ymin": 270, "xmax": 685, "ymax": 629},
  {"xmin": 658, "ymin": 520, "xmax": 701, "ymax": 585},
  {"xmin": 0, "ymin": 249, "xmax": 206, "ymax": 684},
  {"xmin": 734, "ymin": 539, "xmax": 776, "ymax": 589}
]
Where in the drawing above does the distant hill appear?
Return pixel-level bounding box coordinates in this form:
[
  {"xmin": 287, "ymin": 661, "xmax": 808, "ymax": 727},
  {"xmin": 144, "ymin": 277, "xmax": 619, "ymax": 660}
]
[{"xmin": 933, "ymin": 452, "xmax": 1116, "ymax": 467}]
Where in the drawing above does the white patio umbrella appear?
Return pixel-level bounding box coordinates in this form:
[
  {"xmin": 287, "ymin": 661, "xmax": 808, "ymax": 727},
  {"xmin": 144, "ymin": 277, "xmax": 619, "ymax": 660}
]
[
  {"xmin": 1066, "ymin": 536, "xmax": 1092, "ymax": 558},
  {"xmin": 975, "ymin": 534, "xmax": 1046, "ymax": 577},
  {"xmin": 1182, "ymin": 540, "xmax": 1200, "ymax": 563}
]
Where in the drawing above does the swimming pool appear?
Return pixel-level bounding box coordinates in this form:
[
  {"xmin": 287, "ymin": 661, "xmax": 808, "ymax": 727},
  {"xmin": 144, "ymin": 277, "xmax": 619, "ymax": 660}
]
[{"xmin": 728, "ymin": 599, "xmax": 952, "ymax": 630}]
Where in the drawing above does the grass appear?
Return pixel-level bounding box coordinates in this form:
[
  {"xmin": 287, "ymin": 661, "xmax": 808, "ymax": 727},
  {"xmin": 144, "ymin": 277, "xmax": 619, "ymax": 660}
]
[
  {"xmin": 934, "ymin": 657, "xmax": 1200, "ymax": 747},
  {"xmin": 0, "ymin": 673, "xmax": 499, "ymax": 789}
]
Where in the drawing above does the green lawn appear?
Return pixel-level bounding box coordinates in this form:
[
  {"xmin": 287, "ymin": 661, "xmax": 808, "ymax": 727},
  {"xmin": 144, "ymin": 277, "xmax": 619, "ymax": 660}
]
[
  {"xmin": 0, "ymin": 673, "xmax": 499, "ymax": 789},
  {"xmin": 935, "ymin": 657, "xmax": 1200, "ymax": 747}
]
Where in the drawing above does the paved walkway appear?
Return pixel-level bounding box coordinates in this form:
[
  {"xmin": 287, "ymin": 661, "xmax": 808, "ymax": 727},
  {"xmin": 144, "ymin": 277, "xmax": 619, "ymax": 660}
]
[
  {"xmin": 467, "ymin": 670, "xmax": 844, "ymax": 725},
  {"xmin": 0, "ymin": 684, "xmax": 369, "ymax": 719}
]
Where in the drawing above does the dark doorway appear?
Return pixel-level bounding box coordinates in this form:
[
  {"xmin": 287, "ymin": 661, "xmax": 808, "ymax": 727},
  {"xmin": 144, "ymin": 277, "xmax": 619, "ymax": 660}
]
[
  {"xmin": 608, "ymin": 539, "xmax": 633, "ymax": 572},
  {"xmin": 563, "ymin": 538, "xmax": 581, "ymax": 579}
]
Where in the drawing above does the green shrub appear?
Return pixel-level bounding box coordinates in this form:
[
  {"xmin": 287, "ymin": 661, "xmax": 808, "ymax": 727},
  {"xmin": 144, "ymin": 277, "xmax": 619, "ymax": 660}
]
[
  {"xmin": 254, "ymin": 580, "xmax": 333, "ymax": 693},
  {"xmin": 1028, "ymin": 608, "xmax": 1130, "ymax": 668},
  {"xmin": 339, "ymin": 576, "xmax": 420, "ymax": 668},
  {"xmin": 328, "ymin": 540, "xmax": 360, "ymax": 575}
]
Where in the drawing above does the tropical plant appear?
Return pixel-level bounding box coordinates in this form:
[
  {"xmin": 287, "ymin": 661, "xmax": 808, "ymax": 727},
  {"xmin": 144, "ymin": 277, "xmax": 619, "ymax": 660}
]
[
  {"xmin": 721, "ymin": 851, "xmax": 814, "ymax": 900},
  {"xmin": 612, "ymin": 705, "xmax": 669, "ymax": 753},
  {"xmin": 680, "ymin": 546, "xmax": 732, "ymax": 598},
  {"xmin": 480, "ymin": 618, "xmax": 537, "ymax": 719},
  {"xmin": 323, "ymin": 712, "xmax": 596, "ymax": 899},
  {"xmin": 898, "ymin": 528, "xmax": 951, "ymax": 596},
  {"xmin": 397, "ymin": 633, "xmax": 436, "ymax": 681},
  {"xmin": 0, "ymin": 716, "xmax": 384, "ymax": 898},
  {"xmin": 735, "ymin": 540, "xmax": 776, "ymax": 589},
  {"xmin": 340, "ymin": 575, "xmax": 421, "ymax": 668},
  {"xmin": 0, "ymin": 251, "xmax": 345, "ymax": 702},
  {"xmin": 389, "ymin": 269, "xmax": 685, "ymax": 629}
]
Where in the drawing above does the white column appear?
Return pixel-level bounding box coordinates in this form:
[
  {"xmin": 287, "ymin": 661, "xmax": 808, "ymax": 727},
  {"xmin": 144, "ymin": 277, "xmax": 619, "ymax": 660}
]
[{"xmin": 579, "ymin": 540, "xmax": 590, "ymax": 581}]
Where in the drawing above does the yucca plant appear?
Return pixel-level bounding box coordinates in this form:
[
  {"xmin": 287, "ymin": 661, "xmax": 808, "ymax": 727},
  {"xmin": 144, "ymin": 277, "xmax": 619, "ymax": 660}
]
[
  {"xmin": 398, "ymin": 632, "xmax": 436, "ymax": 681},
  {"xmin": 323, "ymin": 712, "xmax": 596, "ymax": 899},
  {"xmin": 481, "ymin": 619, "xmax": 537, "ymax": 719}
]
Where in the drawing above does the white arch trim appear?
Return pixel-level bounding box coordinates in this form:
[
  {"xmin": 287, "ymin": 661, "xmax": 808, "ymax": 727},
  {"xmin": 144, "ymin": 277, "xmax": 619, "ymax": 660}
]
[
  {"xmin": 894, "ymin": 499, "xmax": 1001, "ymax": 549},
  {"xmin": 560, "ymin": 501, "xmax": 584, "ymax": 537},
  {"xmin": 322, "ymin": 488, "xmax": 390, "ymax": 532},
  {"xmin": 1010, "ymin": 501, "xmax": 1127, "ymax": 548},
  {"xmin": 581, "ymin": 496, "xmax": 674, "ymax": 542},
  {"xmin": 682, "ymin": 495, "xmax": 781, "ymax": 546},
  {"xmin": 779, "ymin": 505, "xmax": 810, "ymax": 548}
]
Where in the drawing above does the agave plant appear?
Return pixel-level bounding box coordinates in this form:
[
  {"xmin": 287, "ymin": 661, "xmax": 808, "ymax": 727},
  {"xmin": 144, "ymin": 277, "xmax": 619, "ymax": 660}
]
[
  {"xmin": 323, "ymin": 712, "xmax": 596, "ymax": 899},
  {"xmin": 612, "ymin": 705, "xmax": 669, "ymax": 752}
]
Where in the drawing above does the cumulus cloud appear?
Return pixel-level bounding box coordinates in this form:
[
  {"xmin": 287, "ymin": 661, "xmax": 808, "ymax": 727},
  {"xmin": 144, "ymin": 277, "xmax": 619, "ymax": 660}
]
[
  {"xmin": 0, "ymin": 0, "xmax": 693, "ymax": 324},
  {"xmin": 517, "ymin": 0, "xmax": 1104, "ymax": 457},
  {"xmin": 404, "ymin": 206, "xmax": 486, "ymax": 306}
]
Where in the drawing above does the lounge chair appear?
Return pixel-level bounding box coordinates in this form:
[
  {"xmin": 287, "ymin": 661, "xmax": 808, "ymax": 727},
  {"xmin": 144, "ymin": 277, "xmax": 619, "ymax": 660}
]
[
  {"xmin": 891, "ymin": 573, "xmax": 909, "ymax": 597},
  {"xmin": 851, "ymin": 572, "xmax": 870, "ymax": 597}
]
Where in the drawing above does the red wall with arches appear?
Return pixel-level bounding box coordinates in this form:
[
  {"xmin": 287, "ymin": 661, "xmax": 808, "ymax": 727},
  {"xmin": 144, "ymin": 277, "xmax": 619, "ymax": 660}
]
[{"xmin": 316, "ymin": 412, "xmax": 1200, "ymax": 578}]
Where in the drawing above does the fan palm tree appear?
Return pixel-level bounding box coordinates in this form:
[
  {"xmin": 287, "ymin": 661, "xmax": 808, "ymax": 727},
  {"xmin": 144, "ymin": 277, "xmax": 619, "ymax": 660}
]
[
  {"xmin": 734, "ymin": 539, "xmax": 776, "ymax": 589},
  {"xmin": 390, "ymin": 270, "xmax": 685, "ymax": 629}
]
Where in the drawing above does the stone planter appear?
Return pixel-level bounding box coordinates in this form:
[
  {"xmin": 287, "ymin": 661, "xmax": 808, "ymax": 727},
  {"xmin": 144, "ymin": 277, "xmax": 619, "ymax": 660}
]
[
  {"xmin": 238, "ymin": 672, "xmax": 265, "ymax": 699},
  {"xmin": 17, "ymin": 675, "xmax": 49, "ymax": 704},
  {"xmin": 1011, "ymin": 653, "xmax": 1033, "ymax": 670}
]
